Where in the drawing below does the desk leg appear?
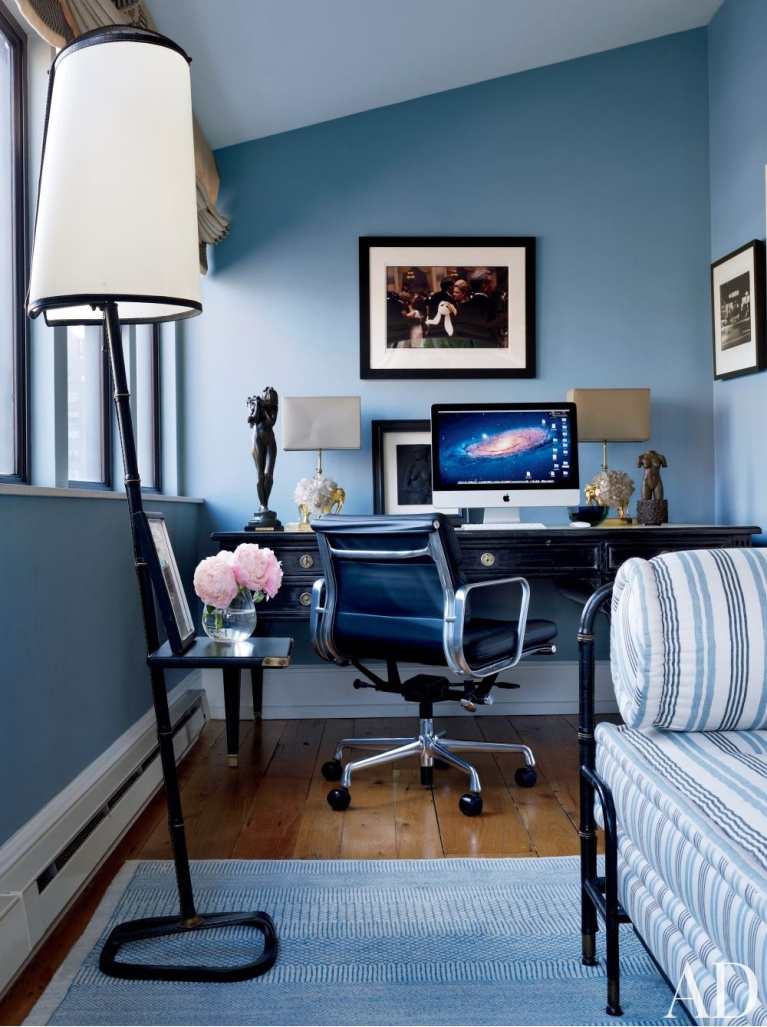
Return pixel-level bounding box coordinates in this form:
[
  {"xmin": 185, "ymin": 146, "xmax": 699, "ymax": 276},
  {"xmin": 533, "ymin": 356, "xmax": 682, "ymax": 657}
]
[
  {"xmin": 223, "ymin": 667, "xmax": 241, "ymax": 768},
  {"xmin": 250, "ymin": 667, "xmax": 263, "ymax": 721}
]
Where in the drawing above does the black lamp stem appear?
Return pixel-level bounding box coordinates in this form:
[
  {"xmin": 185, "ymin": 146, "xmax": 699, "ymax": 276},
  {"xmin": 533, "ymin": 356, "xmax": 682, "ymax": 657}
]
[{"xmin": 102, "ymin": 301, "xmax": 198, "ymax": 924}]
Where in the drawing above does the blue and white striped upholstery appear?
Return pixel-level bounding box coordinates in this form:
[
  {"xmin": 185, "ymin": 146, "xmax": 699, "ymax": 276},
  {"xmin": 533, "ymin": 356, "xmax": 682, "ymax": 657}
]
[
  {"xmin": 611, "ymin": 548, "xmax": 767, "ymax": 731},
  {"xmin": 596, "ymin": 722, "xmax": 767, "ymax": 1023}
]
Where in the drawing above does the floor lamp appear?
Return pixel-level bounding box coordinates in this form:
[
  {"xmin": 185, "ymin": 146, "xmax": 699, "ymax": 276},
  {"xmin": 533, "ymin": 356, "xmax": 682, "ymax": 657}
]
[{"xmin": 26, "ymin": 25, "xmax": 278, "ymax": 981}]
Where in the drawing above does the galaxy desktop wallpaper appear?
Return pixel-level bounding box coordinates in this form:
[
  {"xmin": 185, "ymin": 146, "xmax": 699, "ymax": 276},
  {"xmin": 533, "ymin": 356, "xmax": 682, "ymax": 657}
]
[{"xmin": 433, "ymin": 408, "xmax": 576, "ymax": 489}]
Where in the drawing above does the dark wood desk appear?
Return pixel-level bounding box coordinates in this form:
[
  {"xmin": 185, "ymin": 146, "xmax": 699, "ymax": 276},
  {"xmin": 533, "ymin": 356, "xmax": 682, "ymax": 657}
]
[
  {"xmin": 213, "ymin": 524, "xmax": 759, "ymax": 714},
  {"xmin": 214, "ymin": 523, "xmax": 759, "ymax": 617}
]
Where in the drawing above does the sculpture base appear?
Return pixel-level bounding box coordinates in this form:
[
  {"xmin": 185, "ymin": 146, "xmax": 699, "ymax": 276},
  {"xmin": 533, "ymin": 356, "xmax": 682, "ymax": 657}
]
[
  {"xmin": 245, "ymin": 510, "xmax": 283, "ymax": 532},
  {"xmin": 636, "ymin": 499, "xmax": 668, "ymax": 526}
]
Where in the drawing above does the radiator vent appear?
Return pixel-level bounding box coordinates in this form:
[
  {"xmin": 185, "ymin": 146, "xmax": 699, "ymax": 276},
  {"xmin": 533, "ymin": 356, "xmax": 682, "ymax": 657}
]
[{"xmin": 36, "ymin": 693, "xmax": 203, "ymax": 894}]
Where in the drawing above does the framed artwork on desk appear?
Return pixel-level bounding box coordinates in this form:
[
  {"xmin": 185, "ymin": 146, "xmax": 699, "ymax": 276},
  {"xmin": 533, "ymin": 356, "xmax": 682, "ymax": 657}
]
[
  {"xmin": 360, "ymin": 236, "xmax": 536, "ymax": 379},
  {"xmin": 372, "ymin": 419, "xmax": 463, "ymax": 521},
  {"xmin": 711, "ymin": 239, "xmax": 766, "ymax": 380},
  {"xmin": 145, "ymin": 511, "xmax": 195, "ymax": 652}
]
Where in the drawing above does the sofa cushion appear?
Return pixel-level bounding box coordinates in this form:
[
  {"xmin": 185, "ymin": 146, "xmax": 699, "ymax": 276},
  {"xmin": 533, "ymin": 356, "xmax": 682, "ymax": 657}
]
[
  {"xmin": 596, "ymin": 722, "xmax": 767, "ymax": 1021},
  {"xmin": 611, "ymin": 548, "xmax": 767, "ymax": 731}
]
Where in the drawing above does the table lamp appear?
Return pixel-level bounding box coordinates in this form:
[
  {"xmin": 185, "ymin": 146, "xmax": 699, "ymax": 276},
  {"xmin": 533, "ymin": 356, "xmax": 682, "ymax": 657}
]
[
  {"xmin": 26, "ymin": 25, "xmax": 275, "ymax": 981},
  {"xmin": 282, "ymin": 396, "xmax": 361, "ymax": 526},
  {"xmin": 567, "ymin": 388, "xmax": 650, "ymax": 523}
]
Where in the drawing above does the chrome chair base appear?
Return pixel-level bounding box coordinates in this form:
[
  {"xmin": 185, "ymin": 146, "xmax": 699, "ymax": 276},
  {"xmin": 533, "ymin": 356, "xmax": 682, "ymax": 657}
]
[{"xmin": 323, "ymin": 716, "xmax": 536, "ymax": 815}]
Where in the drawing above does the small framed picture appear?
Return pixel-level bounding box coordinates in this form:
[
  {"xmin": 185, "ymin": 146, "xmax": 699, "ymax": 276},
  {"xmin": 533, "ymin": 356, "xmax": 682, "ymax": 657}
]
[
  {"xmin": 711, "ymin": 239, "xmax": 766, "ymax": 380},
  {"xmin": 360, "ymin": 236, "xmax": 535, "ymax": 379},
  {"xmin": 145, "ymin": 511, "xmax": 195, "ymax": 652},
  {"xmin": 372, "ymin": 419, "xmax": 462, "ymax": 519}
]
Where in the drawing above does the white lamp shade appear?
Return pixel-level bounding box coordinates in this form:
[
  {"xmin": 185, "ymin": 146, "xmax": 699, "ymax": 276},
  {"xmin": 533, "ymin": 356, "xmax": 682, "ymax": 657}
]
[
  {"xmin": 282, "ymin": 397, "xmax": 362, "ymax": 451},
  {"xmin": 567, "ymin": 388, "xmax": 651, "ymax": 442},
  {"xmin": 27, "ymin": 28, "xmax": 201, "ymax": 325}
]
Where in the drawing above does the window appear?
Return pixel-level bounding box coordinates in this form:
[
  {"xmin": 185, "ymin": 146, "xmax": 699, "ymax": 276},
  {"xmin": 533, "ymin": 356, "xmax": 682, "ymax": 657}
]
[
  {"xmin": 0, "ymin": 2, "xmax": 27, "ymax": 482},
  {"xmin": 135, "ymin": 324, "xmax": 161, "ymax": 491},
  {"xmin": 67, "ymin": 325, "xmax": 111, "ymax": 487}
]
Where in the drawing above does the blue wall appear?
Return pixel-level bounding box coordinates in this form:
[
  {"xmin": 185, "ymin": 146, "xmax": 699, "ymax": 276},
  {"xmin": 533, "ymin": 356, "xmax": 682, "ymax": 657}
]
[
  {"xmin": 9, "ymin": 14, "xmax": 759, "ymax": 849},
  {"xmin": 183, "ymin": 30, "xmax": 713, "ymax": 534},
  {"xmin": 709, "ymin": 0, "xmax": 767, "ymax": 536},
  {"xmin": 0, "ymin": 495, "xmax": 200, "ymax": 844}
]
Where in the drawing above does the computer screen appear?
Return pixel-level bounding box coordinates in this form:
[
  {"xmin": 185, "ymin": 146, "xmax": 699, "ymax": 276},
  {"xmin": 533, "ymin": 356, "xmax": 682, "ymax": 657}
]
[{"xmin": 430, "ymin": 402, "xmax": 580, "ymax": 521}]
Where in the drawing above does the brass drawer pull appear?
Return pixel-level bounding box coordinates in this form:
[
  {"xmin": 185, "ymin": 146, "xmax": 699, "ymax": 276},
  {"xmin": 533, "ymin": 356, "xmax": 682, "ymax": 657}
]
[
  {"xmin": 299, "ymin": 591, "xmax": 312, "ymax": 606},
  {"xmin": 299, "ymin": 554, "xmax": 314, "ymax": 569},
  {"xmin": 480, "ymin": 552, "xmax": 496, "ymax": 567}
]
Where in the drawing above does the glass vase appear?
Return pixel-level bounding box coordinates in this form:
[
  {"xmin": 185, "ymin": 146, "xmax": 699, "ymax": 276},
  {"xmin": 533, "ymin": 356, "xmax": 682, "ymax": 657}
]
[{"xmin": 202, "ymin": 588, "xmax": 257, "ymax": 642}]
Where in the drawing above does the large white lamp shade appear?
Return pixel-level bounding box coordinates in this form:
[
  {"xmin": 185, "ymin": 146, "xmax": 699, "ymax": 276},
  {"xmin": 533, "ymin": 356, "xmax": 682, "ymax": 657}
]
[{"xmin": 27, "ymin": 27, "xmax": 201, "ymax": 326}]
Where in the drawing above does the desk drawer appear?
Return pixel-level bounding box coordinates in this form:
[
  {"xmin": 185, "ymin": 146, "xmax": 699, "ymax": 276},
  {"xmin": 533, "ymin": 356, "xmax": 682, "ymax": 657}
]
[
  {"xmin": 275, "ymin": 547, "xmax": 321, "ymax": 575},
  {"xmin": 605, "ymin": 539, "xmax": 727, "ymax": 571},
  {"xmin": 258, "ymin": 579, "xmax": 319, "ymax": 617},
  {"xmin": 460, "ymin": 540, "xmax": 600, "ymax": 577}
]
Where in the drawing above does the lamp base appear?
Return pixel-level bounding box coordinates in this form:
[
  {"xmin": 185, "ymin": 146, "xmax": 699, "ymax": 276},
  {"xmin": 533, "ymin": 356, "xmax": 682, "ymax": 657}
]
[
  {"xmin": 99, "ymin": 909, "xmax": 277, "ymax": 982},
  {"xmin": 245, "ymin": 510, "xmax": 283, "ymax": 531}
]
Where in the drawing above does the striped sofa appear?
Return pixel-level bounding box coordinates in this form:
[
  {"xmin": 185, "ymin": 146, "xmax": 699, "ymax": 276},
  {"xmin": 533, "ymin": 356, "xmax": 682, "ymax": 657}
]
[{"xmin": 580, "ymin": 548, "xmax": 767, "ymax": 1024}]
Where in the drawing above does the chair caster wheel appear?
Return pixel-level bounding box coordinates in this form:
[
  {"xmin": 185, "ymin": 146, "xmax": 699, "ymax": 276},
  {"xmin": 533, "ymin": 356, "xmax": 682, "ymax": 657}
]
[
  {"xmin": 459, "ymin": 792, "xmax": 483, "ymax": 816},
  {"xmin": 321, "ymin": 759, "xmax": 343, "ymax": 781},
  {"xmin": 327, "ymin": 788, "xmax": 351, "ymax": 811},
  {"xmin": 514, "ymin": 766, "xmax": 537, "ymax": 788}
]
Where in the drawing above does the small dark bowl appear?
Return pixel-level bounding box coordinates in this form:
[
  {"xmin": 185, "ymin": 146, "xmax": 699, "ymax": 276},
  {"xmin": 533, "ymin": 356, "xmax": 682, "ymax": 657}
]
[{"xmin": 568, "ymin": 505, "xmax": 608, "ymax": 527}]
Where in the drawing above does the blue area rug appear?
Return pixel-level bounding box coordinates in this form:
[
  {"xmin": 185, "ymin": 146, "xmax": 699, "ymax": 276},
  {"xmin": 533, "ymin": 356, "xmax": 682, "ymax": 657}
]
[{"xmin": 26, "ymin": 856, "xmax": 686, "ymax": 1026}]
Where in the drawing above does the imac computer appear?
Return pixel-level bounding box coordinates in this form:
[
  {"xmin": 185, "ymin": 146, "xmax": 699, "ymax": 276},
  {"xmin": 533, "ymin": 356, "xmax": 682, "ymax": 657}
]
[{"xmin": 430, "ymin": 402, "xmax": 580, "ymax": 526}]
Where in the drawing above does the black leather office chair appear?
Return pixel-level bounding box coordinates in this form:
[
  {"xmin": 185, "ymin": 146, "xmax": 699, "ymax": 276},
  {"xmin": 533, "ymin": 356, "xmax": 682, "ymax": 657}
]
[{"xmin": 310, "ymin": 514, "xmax": 558, "ymax": 816}]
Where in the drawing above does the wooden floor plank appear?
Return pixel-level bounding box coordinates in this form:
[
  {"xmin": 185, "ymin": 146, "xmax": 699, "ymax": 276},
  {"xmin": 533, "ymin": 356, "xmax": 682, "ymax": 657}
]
[
  {"xmin": 232, "ymin": 776, "xmax": 309, "ymax": 860},
  {"xmin": 290, "ymin": 720, "xmax": 353, "ymax": 860},
  {"xmin": 393, "ymin": 765, "xmax": 443, "ymax": 859}
]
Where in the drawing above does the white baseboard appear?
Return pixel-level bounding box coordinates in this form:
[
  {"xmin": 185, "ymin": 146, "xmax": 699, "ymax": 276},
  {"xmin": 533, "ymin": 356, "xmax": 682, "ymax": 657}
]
[
  {"xmin": 0, "ymin": 675, "xmax": 206, "ymax": 997},
  {"xmin": 202, "ymin": 660, "xmax": 617, "ymax": 720}
]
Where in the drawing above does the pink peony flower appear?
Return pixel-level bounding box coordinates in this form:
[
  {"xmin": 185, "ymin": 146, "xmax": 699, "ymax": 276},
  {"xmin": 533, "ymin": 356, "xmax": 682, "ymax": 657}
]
[
  {"xmin": 260, "ymin": 554, "xmax": 283, "ymax": 599},
  {"xmin": 193, "ymin": 554, "xmax": 239, "ymax": 609},
  {"xmin": 231, "ymin": 544, "xmax": 282, "ymax": 600},
  {"xmin": 232, "ymin": 543, "xmax": 271, "ymax": 591}
]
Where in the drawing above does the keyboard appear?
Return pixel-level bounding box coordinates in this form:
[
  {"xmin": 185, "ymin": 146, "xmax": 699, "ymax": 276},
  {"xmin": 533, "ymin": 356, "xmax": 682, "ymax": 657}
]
[{"xmin": 461, "ymin": 522, "xmax": 547, "ymax": 530}]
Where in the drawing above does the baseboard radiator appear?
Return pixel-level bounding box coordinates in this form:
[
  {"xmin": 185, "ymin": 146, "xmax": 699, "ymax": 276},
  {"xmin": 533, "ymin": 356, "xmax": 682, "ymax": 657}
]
[{"xmin": 0, "ymin": 680, "xmax": 207, "ymax": 996}]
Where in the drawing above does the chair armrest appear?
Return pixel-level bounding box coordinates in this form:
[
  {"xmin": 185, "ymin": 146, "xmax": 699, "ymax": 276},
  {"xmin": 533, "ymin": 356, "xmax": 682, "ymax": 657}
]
[
  {"xmin": 309, "ymin": 578, "xmax": 332, "ymax": 661},
  {"xmin": 445, "ymin": 576, "xmax": 531, "ymax": 680}
]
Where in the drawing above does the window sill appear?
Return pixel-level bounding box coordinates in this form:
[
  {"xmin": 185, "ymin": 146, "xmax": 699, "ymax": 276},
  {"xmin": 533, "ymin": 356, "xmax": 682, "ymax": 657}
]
[{"xmin": 0, "ymin": 483, "xmax": 204, "ymax": 503}]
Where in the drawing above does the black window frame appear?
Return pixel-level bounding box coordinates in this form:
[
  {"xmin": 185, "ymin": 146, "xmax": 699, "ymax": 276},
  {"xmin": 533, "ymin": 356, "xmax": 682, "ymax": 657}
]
[
  {"xmin": 139, "ymin": 323, "xmax": 162, "ymax": 494},
  {"xmin": 0, "ymin": 0, "xmax": 28, "ymax": 484}
]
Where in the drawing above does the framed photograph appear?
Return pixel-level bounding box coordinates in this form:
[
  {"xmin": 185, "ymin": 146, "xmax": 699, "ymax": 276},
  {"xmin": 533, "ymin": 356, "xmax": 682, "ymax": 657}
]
[
  {"xmin": 360, "ymin": 236, "xmax": 535, "ymax": 379},
  {"xmin": 372, "ymin": 419, "xmax": 462, "ymax": 519},
  {"xmin": 145, "ymin": 511, "xmax": 195, "ymax": 652},
  {"xmin": 711, "ymin": 239, "xmax": 766, "ymax": 380}
]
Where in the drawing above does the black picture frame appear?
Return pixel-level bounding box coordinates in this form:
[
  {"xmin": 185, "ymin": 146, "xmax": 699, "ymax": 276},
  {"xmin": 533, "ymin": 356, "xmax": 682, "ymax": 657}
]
[
  {"xmin": 143, "ymin": 511, "xmax": 195, "ymax": 653},
  {"xmin": 711, "ymin": 239, "xmax": 766, "ymax": 381},
  {"xmin": 360, "ymin": 236, "xmax": 536, "ymax": 379},
  {"xmin": 372, "ymin": 419, "xmax": 463, "ymax": 520}
]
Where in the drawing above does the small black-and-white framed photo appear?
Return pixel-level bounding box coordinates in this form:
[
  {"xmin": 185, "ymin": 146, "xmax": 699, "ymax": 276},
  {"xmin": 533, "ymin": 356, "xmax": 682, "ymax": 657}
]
[
  {"xmin": 711, "ymin": 239, "xmax": 766, "ymax": 380},
  {"xmin": 372, "ymin": 419, "xmax": 462, "ymax": 519}
]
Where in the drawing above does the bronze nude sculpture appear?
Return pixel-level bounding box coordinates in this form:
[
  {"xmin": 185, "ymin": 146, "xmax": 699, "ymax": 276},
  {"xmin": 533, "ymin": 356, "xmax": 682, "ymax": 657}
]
[
  {"xmin": 637, "ymin": 450, "xmax": 667, "ymax": 500},
  {"xmin": 636, "ymin": 450, "xmax": 668, "ymax": 525},
  {"xmin": 245, "ymin": 387, "xmax": 282, "ymax": 531}
]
